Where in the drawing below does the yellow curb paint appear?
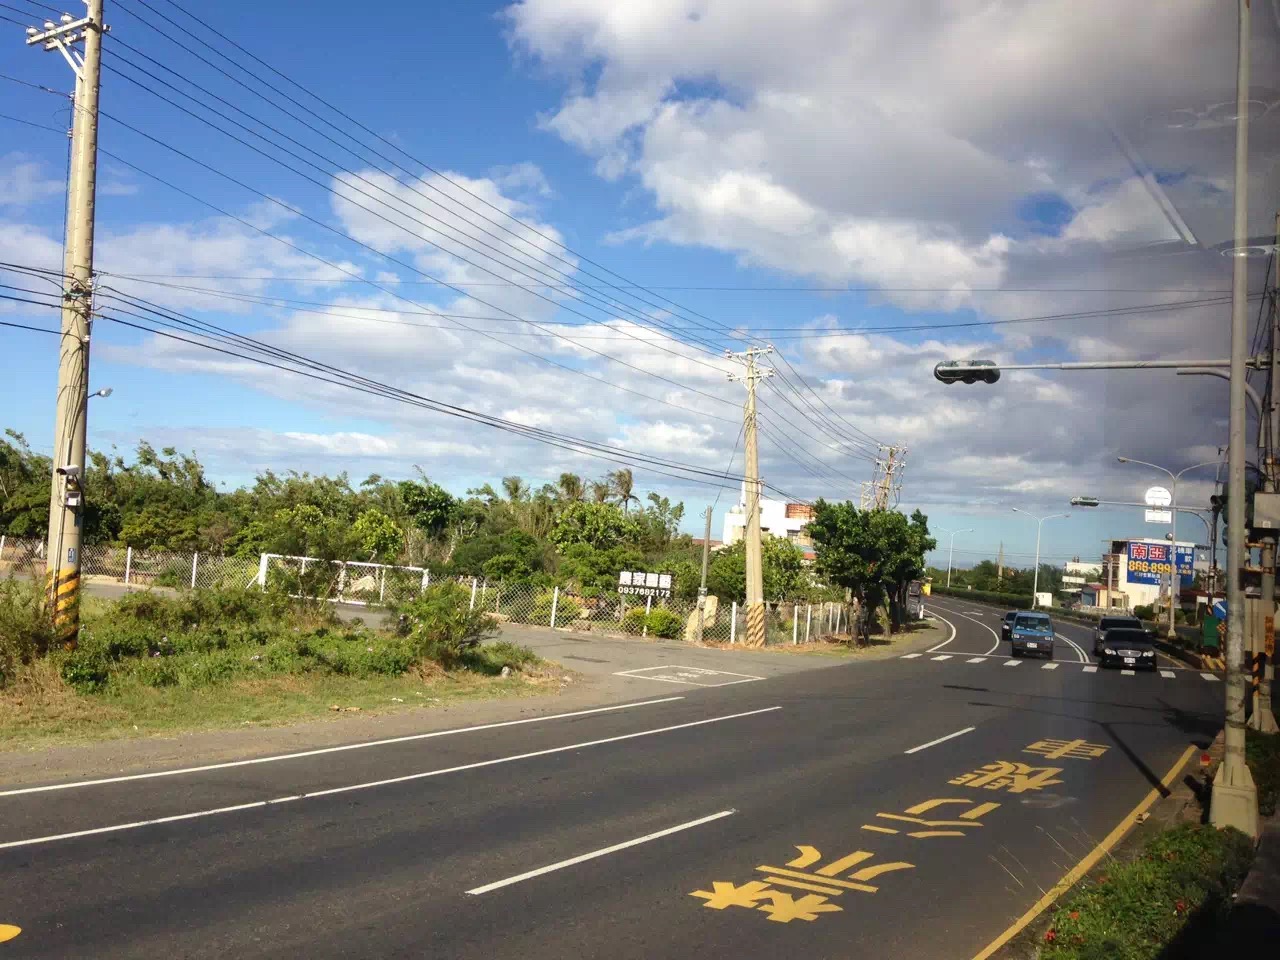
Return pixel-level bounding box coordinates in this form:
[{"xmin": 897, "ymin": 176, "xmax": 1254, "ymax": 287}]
[
  {"xmin": 0, "ymin": 925, "xmax": 20, "ymax": 943},
  {"xmin": 968, "ymin": 743, "xmax": 1198, "ymax": 960}
]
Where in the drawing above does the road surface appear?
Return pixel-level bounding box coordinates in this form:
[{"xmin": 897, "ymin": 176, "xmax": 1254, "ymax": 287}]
[{"xmin": 0, "ymin": 595, "xmax": 1223, "ymax": 959}]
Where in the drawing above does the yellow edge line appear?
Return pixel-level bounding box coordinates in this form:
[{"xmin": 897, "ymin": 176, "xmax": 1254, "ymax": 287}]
[{"xmin": 968, "ymin": 743, "xmax": 1197, "ymax": 960}]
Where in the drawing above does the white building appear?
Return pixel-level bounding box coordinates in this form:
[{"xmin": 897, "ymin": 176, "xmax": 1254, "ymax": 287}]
[{"xmin": 722, "ymin": 489, "xmax": 815, "ymax": 555}]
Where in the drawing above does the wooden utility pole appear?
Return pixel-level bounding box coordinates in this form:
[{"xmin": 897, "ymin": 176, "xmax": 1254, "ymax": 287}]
[
  {"xmin": 728, "ymin": 346, "xmax": 773, "ymax": 647},
  {"xmin": 26, "ymin": 2, "xmax": 105, "ymax": 649}
]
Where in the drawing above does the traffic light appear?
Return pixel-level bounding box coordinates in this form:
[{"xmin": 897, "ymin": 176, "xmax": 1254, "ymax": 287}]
[
  {"xmin": 934, "ymin": 360, "xmax": 1001, "ymax": 385},
  {"xmin": 1070, "ymin": 496, "xmax": 1100, "ymax": 507}
]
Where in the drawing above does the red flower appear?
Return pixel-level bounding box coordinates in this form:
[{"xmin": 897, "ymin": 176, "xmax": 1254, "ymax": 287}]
[
  {"xmin": 1069, "ymin": 911, "xmax": 1080, "ymax": 920},
  {"xmin": 1175, "ymin": 900, "xmax": 1187, "ymax": 913},
  {"xmin": 1045, "ymin": 930, "xmax": 1057, "ymax": 943}
]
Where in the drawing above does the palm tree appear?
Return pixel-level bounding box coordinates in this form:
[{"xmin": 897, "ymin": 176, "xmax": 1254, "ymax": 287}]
[
  {"xmin": 556, "ymin": 472, "xmax": 585, "ymax": 503},
  {"xmin": 589, "ymin": 480, "xmax": 612, "ymax": 504},
  {"xmin": 608, "ymin": 468, "xmax": 640, "ymax": 514},
  {"xmin": 501, "ymin": 475, "xmax": 530, "ymax": 503}
]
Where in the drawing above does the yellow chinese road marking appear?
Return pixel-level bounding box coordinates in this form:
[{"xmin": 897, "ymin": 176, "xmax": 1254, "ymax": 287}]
[
  {"xmin": 762, "ymin": 876, "xmax": 845, "ymax": 896},
  {"xmin": 758, "ymin": 866, "xmax": 877, "ymax": 893},
  {"xmin": 949, "ymin": 760, "xmax": 1064, "ymax": 793},
  {"xmin": 1024, "ymin": 738, "xmax": 1110, "ymax": 760},
  {"xmin": 968, "ymin": 744, "xmax": 1197, "ymax": 960},
  {"xmin": 0, "ymin": 925, "xmax": 19, "ymax": 943}
]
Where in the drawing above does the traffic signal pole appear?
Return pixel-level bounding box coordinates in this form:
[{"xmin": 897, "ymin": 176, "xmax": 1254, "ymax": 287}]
[
  {"xmin": 1211, "ymin": 0, "xmax": 1259, "ymax": 838},
  {"xmin": 26, "ymin": 3, "xmax": 106, "ymax": 650}
]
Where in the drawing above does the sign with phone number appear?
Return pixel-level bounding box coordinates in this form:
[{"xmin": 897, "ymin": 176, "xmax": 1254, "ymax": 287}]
[{"xmin": 1126, "ymin": 541, "xmax": 1194, "ymax": 585}]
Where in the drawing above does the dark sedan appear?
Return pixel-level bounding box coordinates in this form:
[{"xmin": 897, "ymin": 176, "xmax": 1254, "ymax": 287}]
[{"xmin": 1096, "ymin": 628, "xmax": 1158, "ymax": 670}]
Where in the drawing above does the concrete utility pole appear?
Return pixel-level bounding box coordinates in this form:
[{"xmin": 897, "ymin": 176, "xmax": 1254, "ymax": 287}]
[
  {"xmin": 1212, "ymin": 0, "xmax": 1259, "ymax": 837},
  {"xmin": 1250, "ymin": 210, "xmax": 1280, "ymax": 734},
  {"xmin": 695, "ymin": 505, "xmax": 712, "ymax": 644},
  {"xmin": 727, "ymin": 346, "xmax": 773, "ymax": 647},
  {"xmin": 27, "ymin": 2, "xmax": 106, "ymax": 650}
]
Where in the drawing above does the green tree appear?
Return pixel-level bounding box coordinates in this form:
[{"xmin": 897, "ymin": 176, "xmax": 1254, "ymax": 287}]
[
  {"xmin": 707, "ymin": 535, "xmax": 809, "ymax": 602},
  {"xmin": 399, "ymin": 479, "xmax": 457, "ymax": 538},
  {"xmin": 549, "ymin": 501, "xmax": 640, "ymax": 551},
  {"xmin": 352, "ymin": 508, "xmax": 404, "ymax": 562},
  {"xmin": 556, "ymin": 472, "xmax": 585, "ymax": 503}
]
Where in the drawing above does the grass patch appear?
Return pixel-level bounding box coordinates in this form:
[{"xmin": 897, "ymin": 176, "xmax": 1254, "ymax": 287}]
[
  {"xmin": 1039, "ymin": 823, "xmax": 1254, "ymax": 960},
  {"xmin": 1246, "ymin": 728, "xmax": 1280, "ymax": 817},
  {"xmin": 0, "ymin": 663, "xmax": 548, "ymax": 748},
  {"xmin": 0, "ymin": 582, "xmax": 558, "ymax": 747}
]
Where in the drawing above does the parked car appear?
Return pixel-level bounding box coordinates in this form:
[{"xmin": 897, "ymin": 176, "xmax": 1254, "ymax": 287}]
[
  {"xmin": 1092, "ymin": 615, "xmax": 1146, "ymax": 656},
  {"xmin": 1096, "ymin": 628, "xmax": 1158, "ymax": 670},
  {"xmin": 1001, "ymin": 610, "xmax": 1018, "ymax": 641},
  {"xmin": 1010, "ymin": 612, "xmax": 1055, "ymax": 658}
]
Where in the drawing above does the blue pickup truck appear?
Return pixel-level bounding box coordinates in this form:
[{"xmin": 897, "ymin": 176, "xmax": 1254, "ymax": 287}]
[{"xmin": 1009, "ymin": 612, "xmax": 1055, "ymax": 659}]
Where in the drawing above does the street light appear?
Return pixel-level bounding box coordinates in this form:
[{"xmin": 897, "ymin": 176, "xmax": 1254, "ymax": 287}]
[
  {"xmin": 1071, "ymin": 495, "xmax": 1218, "ymax": 595},
  {"xmin": 1115, "ymin": 457, "xmax": 1221, "ymax": 638},
  {"xmin": 90, "ymin": 386, "xmax": 112, "ymax": 399},
  {"xmin": 937, "ymin": 527, "xmax": 974, "ymax": 588},
  {"xmin": 1010, "ymin": 508, "xmax": 1068, "ymax": 608}
]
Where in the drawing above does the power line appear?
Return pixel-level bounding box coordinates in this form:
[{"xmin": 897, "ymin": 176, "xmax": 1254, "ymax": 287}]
[
  {"xmin": 99, "ymin": 39, "xmax": 734, "ymax": 359},
  {"xmin": 133, "ymin": 0, "xmax": 750, "ymax": 347},
  {"xmin": 93, "ymin": 296, "xmax": 812, "ymax": 500},
  {"xmin": 0, "ymin": 112, "xmax": 743, "ymax": 427},
  {"xmin": 108, "ymin": 0, "xmax": 746, "ymax": 353}
]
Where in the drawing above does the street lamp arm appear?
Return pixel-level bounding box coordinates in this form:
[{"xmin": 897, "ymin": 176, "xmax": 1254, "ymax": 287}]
[
  {"xmin": 1116, "ymin": 456, "xmax": 1174, "ymax": 480},
  {"xmin": 1176, "ymin": 368, "xmax": 1262, "ymax": 418}
]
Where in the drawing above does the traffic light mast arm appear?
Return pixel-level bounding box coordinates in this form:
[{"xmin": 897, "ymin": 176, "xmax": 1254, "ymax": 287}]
[{"xmin": 981, "ymin": 359, "xmax": 1232, "ymax": 371}]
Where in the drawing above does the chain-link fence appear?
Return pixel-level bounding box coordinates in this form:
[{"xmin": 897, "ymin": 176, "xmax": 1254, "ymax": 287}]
[{"xmin": 1, "ymin": 533, "xmax": 861, "ymax": 646}]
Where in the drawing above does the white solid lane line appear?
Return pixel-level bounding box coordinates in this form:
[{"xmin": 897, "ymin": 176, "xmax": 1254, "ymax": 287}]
[
  {"xmin": 0, "ymin": 707, "xmax": 780, "ymax": 851},
  {"xmin": 904, "ymin": 726, "xmax": 976, "ymax": 755},
  {"xmin": 0, "ymin": 697, "xmax": 687, "ymax": 798},
  {"xmin": 466, "ymin": 810, "xmax": 736, "ymax": 895},
  {"xmin": 926, "ymin": 609, "xmax": 958, "ymax": 652},
  {"xmin": 1055, "ymin": 633, "xmax": 1090, "ymax": 664}
]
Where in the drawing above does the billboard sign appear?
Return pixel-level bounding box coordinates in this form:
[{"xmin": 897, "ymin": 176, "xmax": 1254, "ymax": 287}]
[
  {"xmin": 1126, "ymin": 541, "xmax": 1194, "ymax": 585},
  {"xmin": 619, "ymin": 571, "xmax": 673, "ymax": 598}
]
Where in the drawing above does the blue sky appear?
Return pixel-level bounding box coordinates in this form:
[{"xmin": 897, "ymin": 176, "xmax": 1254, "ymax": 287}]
[{"xmin": 1, "ymin": 0, "xmax": 1274, "ymax": 570}]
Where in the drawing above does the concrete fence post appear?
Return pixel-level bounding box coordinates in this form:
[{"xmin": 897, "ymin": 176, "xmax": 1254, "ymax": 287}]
[
  {"xmin": 190, "ymin": 552, "xmax": 199, "ymax": 589},
  {"xmin": 256, "ymin": 553, "xmax": 269, "ymax": 588},
  {"xmin": 619, "ymin": 595, "xmax": 626, "ymax": 622},
  {"xmin": 379, "ymin": 566, "xmax": 387, "ymax": 603},
  {"xmin": 421, "ymin": 569, "xmax": 430, "ymax": 593},
  {"xmin": 550, "ymin": 585, "xmax": 560, "ymax": 629},
  {"xmin": 805, "ymin": 604, "xmax": 812, "ymax": 643},
  {"xmin": 337, "ymin": 563, "xmax": 348, "ymax": 604},
  {"xmin": 0, "ymin": 534, "xmax": 5, "ymax": 562},
  {"xmin": 793, "ymin": 608, "xmax": 799, "ymax": 645},
  {"xmin": 469, "ymin": 577, "xmax": 478, "ymax": 611},
  {"xmin": 730, "ymin": 601, "xmax": 738, "ymax": 644},
  {"xmin": 643, "ymin": 595, "xmax": 653, "ymax": 637},
  {"xmin": 124, "ymin": 545, "xmax": 132, "ymax": 585}
]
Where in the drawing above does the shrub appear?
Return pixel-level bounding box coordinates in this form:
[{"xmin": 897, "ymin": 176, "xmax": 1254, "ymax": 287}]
[
  {"xmin": 929, "ymin": 585, "xmax": 1031, "ymax": 609},
  {"xmin": 529, "ymin": 589, "xmax": 582, "ymax": 626},
  {"xmin": 0, "ymin": 575, "xmax": 57, "ymax": 686},
  {"xmin": 393, "ymin": 581, "xmax": 499, "ymax": 668},
  {"xmin": 646, "ymin": 607, "xmax": 683, "ymax": 639},
  {"xmin": 1040, "ymin": 823, "xmax": 1254, "ymax": 960},
  {"xmin": 1247, "ymin": 728, "xmax": 1280, "ymax": 817},
  {"xmin": 1133, "ymin": 604, "xmax": 1157, "ymax": 621},
  {"xmin": 622, "ymin": 608, "xmax": 648, "ymax": 635},
  {"xmin": 464, "ymin": 639, "xmax": 542, "ymax": 675}
]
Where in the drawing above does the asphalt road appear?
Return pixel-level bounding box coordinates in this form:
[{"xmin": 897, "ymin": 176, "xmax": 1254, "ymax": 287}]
[{"xmin": 0, "ymin": 598, "xmax": 1224, "ymax": 959}]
